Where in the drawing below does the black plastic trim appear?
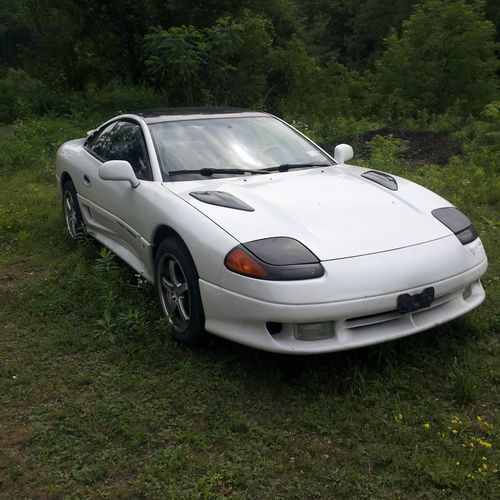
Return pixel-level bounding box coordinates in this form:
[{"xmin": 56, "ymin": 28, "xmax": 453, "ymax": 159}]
[
  {"xmin": 190, "ymin": 191, "xmax": 254, "ymax": 211},
  {"xmin": 361, "ymin": 170, "xmax": 398, "ymax": 191}
]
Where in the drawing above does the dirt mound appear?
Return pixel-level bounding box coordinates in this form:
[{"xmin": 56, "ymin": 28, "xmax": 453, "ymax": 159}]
[{"xmin": 343, "ymin": 128, "xmax": 463, "ymax": 166}]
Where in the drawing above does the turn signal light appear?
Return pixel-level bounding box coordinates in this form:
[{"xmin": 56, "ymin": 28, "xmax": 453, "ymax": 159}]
[{"xmin": 225, "ymin": 247, "xmax": 268, "ymax": 278}]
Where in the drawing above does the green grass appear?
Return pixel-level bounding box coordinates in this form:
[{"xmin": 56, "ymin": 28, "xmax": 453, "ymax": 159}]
[{"xmin": 0, "ymin": 121, "xmax": 498, "ymax": 498}]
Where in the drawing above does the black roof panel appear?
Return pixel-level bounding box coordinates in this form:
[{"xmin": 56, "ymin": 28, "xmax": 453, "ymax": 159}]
[
  {"xmin": 134, "ymin": 107, "xmax": 247, "ymax": 118},
  {"xmin": 131, "ymin": 107, "xmax": 260, "ymax": 123},
  {"xmin": 132, "ymin": 107, "xmax": 269, "ymax": 124}
]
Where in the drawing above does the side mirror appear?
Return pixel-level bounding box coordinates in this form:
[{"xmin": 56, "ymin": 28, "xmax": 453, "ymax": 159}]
[
  {"xmin": 99, "ymin": 160, "xmax": 140, "ymax": 188},
  {"xmin": 334, "ymin": 144, "xmax": 354, "ymax": 164}
]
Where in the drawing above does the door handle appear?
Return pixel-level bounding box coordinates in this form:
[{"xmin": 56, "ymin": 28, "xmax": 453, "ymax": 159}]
[{"xmin": 83, "ymin": 175, "xmax": 91, "ymax": 187}]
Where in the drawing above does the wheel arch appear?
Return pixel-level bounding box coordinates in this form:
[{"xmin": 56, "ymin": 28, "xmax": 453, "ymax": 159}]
[
  {"xmin": 60, "ymin": 171, "xmax": 73, "ymax": 188},
  {"xmin": 149, "ymin": 209, "xmax": 237, "ymax": 288},
  {"xmin": 152, "ymin": 224, "xmax": 189, "ymax": 260}
]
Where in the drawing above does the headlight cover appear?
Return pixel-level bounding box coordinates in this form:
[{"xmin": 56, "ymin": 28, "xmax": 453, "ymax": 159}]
[
  {"xmin": 432, "ymin": 207, "xmax": 478, "ymax": 245},
  {"xmin": 224, "ymin": 237, "xmax": 324, "ymax": 280}
]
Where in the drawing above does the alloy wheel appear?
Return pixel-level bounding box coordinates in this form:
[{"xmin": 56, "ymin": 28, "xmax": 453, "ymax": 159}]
[
  {"xmin": 64, "ymin": 191, "xmax": 78, "ymax": 238},
  {"xmin": 157, "ymin": 253, "xmax": 191, "ymax": 332}
]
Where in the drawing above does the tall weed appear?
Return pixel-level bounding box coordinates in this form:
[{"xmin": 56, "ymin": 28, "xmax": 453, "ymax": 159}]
[{"xmin": 0, "ymin": 117, "xmax": 86, "ymax": 174}]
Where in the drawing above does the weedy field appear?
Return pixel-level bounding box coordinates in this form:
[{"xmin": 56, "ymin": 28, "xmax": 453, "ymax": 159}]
[{"xmin": 0, "ymin": 118, "xmax": 498, "ymax": 498}]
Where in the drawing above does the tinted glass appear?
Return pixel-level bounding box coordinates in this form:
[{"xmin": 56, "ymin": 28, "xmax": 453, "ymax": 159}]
[
  {"xmin": 87, "ymin": 121, "xmax": 152, "ymax": 181},
  {"xmin": 87, "ymin": 122, "xmax": 116, "ymax": 158},
  {"xmin": 105, "ymin": 122, "xmax": 152, "ymax": 180},
  {"xmin": 149, "ymin": 116, "xmax": 332, "ymax": 180}
]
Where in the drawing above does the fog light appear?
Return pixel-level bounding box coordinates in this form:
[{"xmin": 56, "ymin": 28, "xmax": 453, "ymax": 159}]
[
  {"xmin": 266, "ymin": 322, "xmax": 283, "ymax": 335},
  {"xmin": 295, "ymin": 322, "xmax": 334, "ymax": 341},
  {"xmin": 462, "ymin": 284, "xmax": 473, "ymax": 300}
]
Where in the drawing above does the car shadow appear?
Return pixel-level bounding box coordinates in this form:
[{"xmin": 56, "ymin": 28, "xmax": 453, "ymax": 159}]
[{"xmin": 189, "ymin": 315, "xmax": 478, "ymax": 396}]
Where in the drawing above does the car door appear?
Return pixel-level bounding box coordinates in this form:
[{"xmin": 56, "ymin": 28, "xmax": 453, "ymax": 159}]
[{"xmin": 79, "ymin": 120, "xmax": 154, "ymax": 260}]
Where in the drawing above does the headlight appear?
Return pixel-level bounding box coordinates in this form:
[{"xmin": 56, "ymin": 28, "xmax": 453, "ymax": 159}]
[
  {"xmin": 224, "ymin": 237, "xmax": 324, "ymax": 280},
  {"xmin": 432, "ymin": 207, "xmax": 478, "ymax": 245}
]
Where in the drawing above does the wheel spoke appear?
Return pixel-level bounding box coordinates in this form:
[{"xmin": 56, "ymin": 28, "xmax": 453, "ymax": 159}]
[
  {"xmin": 178, "ymin": 297, "xmax": 190, "ymax": 321},
  {"xmin": 161, "ymin": 275, "xmax": 173, "ymax": 292},
  {"xmin": 169, "ymin": 259, "xmax": 178, "ymax": 286},
  {"xmin": 176, "ymin": 282, "xmax": 187, "ymax": 296}
]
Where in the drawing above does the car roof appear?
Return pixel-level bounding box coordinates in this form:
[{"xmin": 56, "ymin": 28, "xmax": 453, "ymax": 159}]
[{"xmin": 131, "ymin": 107, "xmax": 270, "ymax": 124}]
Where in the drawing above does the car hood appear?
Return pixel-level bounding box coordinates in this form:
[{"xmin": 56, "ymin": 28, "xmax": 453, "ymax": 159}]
[{"xmin": 164, "ymin": 165, "xmax": 453, "ymax": 261}]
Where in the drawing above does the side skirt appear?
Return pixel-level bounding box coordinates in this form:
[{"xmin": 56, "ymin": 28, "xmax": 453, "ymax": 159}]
[{"xmin": 92, "ymin": 231, "xmax": 154, "ymax": 283}]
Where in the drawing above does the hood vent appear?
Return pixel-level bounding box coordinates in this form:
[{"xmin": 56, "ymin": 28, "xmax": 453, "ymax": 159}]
[
  {"xmin": 361, "ymin": 170, "xmax": 398, "ymax": 191},
  {"xmin": 190, "ymin": 191, "xmax": 254, "ymax": 211}
]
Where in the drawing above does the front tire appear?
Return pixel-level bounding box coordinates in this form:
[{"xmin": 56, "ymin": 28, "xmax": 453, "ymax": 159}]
[
  {"xmin": 154, "ymin": 237, "xmax": 206, "ymax": 346},
  {"xmin": 62, "ymin": 180, "xmax": 84, "ymax": 239}
]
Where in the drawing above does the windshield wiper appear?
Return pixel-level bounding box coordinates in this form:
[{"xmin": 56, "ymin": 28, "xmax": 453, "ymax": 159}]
[
  {"xmin": 168, "ymin": 162, "xmax": 331, "ymax": 177},
  {"xmin": 168, "ymin": 168, "xmax": 268, "ymax": 177},
  {"xmin": 260, "ymin": 162, "xmax": 331, "ymax": 173}
]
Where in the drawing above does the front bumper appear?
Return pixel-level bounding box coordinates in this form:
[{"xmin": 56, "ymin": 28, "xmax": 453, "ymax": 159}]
[{"xmin": 200, "ymin": 257, "xmax": 487, "ymax": 354}]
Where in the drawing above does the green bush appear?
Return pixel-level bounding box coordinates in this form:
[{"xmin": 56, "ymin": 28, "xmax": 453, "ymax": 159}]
[
  {"xmin": 452, "ymin": 101, "xmax": 500, "ymax": 174},
  {"xmin": 65, "ymin": 82, "xmax": 168, "ymax": 123},
  {"xmin": 0, "ymin": 73, "xmax": 168, "ymax": 125},
  {"xmin": 0, "ymin": 117, "xmax": 86, "ymax": 174},
  {"xmin": 0, "ymin": 69, "xmax": 53, "ymax": 123},
  {"xmin": 374, "ymin": 0, "xmax": 498, "ymax": 121}
]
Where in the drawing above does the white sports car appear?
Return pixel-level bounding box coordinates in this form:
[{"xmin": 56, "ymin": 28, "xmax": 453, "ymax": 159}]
[{"xmin": 55, "ymin": 109, "xmax": 488, "ymax": 354}]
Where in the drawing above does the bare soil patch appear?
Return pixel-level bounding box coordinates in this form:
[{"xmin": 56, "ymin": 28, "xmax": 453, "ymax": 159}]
[{"xmin": 342, "ymin": 128, "xmax": 463, "ymax": 166}]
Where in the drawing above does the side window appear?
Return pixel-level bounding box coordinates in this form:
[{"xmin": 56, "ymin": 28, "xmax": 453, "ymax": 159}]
[
  {"xmin": 106, "ymin": 121, "xmax": 153, "ymax": 181},
  {"xmin": 85, "ymin": 121, "xmax": 153, "ymax": 181},
  {"xmin": 85, "ymin": 122, "xmax": 117, "ymax": 159}
]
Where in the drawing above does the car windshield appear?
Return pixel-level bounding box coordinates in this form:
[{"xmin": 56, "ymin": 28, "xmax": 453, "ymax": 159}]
[{"xmin": 148, "ymin": 116, "xmax": 333, "ymax": 180}]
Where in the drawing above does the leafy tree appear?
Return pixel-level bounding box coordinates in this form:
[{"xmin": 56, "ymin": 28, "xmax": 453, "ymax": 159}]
[
  {"xmin": 206, "ymin": 13, "xmax": 272, "ymax": 106},
  {"xmin": 485, "ymin": 0, "xmax": 500, "ymax": 39},
  {"xmin": 374, "ymin": 0, "xmax": 498, "ymax": 119},
  {"xmin": 144, "ymin": 13, "xmax": 272, "ymax": 106},
  {"xmin": 297, "ymin": 0, "xmax": 420, "ymax": 67},
  {"xmin": 342, "ymin": 0, "xmax": 420, "ymax": 66},
  {"xmin": 144, "ymin": 25, "xmax": 205, "ymax": 105},
  {"xmin": 9, "ymin": 0, "xmax": 165, "ymax": 87},
  {"xmin": 0, "ymin": 0, "xmax": 498, "ymax": 124},
  {"xmin": 267, "ymin": 37, "xmax": 328, "ymax": 118},
  {"xmin": 0, "ymin": 0, "xmax": 30, "ymax": 71}
]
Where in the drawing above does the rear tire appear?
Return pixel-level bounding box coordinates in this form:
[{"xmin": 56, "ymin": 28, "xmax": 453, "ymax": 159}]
[
  {"xmin": 62, "ymin": 180, "xmax": 84, "ymax": 239},
  {"xmin": 154, "ymin": 237, "xmax": 207, "ymax": 347}
]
